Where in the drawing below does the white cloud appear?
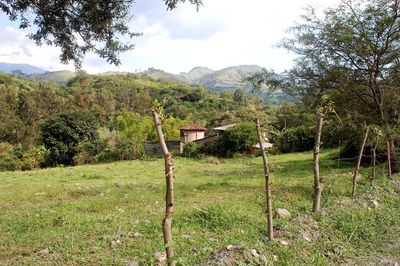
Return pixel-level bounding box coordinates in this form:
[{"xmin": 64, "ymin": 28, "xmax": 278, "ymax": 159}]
[{"xmin": 0, "ymin": 0, "xmax": 341, "ymax": 73}]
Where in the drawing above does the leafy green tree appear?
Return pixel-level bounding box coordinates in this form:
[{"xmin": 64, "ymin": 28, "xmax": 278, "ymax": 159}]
[
  {"xmin": 210, "ymin": 123, "xmax": 258, "ymax": 157},
  {"xmin": 0, "ymin": 0, "xmax": 202, "ymax": 67},
  {"xmin": 41, "ymin": 111, "xmax": 99, "ymax": 165}
]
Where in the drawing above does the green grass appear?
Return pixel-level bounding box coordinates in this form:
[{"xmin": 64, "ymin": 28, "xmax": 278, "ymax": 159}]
[{"xmin": 0, "ymin": 149, "xmax": 399, "ymax": 265}]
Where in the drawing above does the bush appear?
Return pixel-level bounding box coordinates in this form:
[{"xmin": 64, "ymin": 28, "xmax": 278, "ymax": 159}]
[
  {"xmin": 183, "ymin": 142, "xmax": 199, "ymax": 157},
  {"xmin": 41, "ymin": 111, "xmax": 99, "ymax": 165},
  {"xmin": 0, "ymin": 143, "xmax": 47, "ymax": 171},
  {"xmin": 206, "ymin": 123, "xmax": 258, "ymax": 158},
  {"xmin": 277, "ymin": 126, "xmax": 315, "ymax": 153}
]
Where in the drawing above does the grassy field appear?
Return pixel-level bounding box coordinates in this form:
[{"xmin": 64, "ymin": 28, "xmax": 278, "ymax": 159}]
[{"xmin": 0, "ymin": 150, "xmax": 399, "ymax": 265}]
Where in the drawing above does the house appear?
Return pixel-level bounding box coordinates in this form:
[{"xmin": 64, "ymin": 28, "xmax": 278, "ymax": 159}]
[{"xmin": 179, "ymin": 124, "xmax": 208, "ymax": 143}]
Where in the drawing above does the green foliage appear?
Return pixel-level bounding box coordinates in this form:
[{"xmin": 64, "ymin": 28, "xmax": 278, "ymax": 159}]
[
  {"xmin": 41, "ymin": 111, "xmax": 99, "ymax": 165},
  {"xmin": 208, "ymin": 123, "xmax": 258, "ymax": 157},
  {"xmin": 277, "ymin": 126, "xmax": 315, "ymax": 153},
  {"xmin": 183, "ymin": 142, "xmax": 199, "ymax": 157}
]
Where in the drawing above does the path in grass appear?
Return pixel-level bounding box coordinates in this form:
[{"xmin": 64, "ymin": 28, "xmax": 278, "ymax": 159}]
[{"xmin": 0, "ymin": 150, "xmax": 399, "ymax": 265}]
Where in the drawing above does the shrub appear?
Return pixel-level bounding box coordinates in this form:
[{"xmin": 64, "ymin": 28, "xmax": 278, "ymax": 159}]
[
  {"xmin": 41, "ymin": 111, "xmax": 99, "ymax": 165},
  {"xmin": 277, "ymin": 126, "xmax": 315, "ymax": 153},
  {"xmin": 207, "ymin": 123, "xmax": 258, "ymax": 158},
  {"xmin": 183, "ymin": 142, "xmax": 199, "ymax": 157}
]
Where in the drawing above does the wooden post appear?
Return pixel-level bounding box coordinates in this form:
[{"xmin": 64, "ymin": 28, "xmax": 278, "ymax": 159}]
[
  {"xmin": 312, "ymin": 111, "xmax": 324, "ymax": 213},
  {"xmin": 352, "ymin": 123, "xmax": 369, "ymax": 197},
  {"xmin": 387, "ymin": 140, "xmax": 392, "ymax": 178},
  {"xmin": 372, "ymin": 136, "xmax": 379, "ymax": 180},
  {"xmin": 255, "ymin": 118, "xmax": 273, "ymax": 240},
  {"xmin": 152, "ymin": 109, "xmax": 176, "ymax": 266}
]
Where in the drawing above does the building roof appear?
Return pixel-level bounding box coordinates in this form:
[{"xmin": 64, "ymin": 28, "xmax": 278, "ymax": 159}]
[
  {"xmin": 253, "ymin": 142, "xmax": 274, "ymax": 149},
  {"xmin": 212, "ymin": 124, "xmax": 236, "ymax": 131},
  {"xmin": 179, "ymin": 124, "xmax": 208, "ymax": 131}
]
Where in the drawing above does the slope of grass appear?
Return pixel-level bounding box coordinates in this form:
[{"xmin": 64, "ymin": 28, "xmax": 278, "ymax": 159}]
[{"xmin": 0, "ymin": 150, "xmax": 399, "ymax": 265}]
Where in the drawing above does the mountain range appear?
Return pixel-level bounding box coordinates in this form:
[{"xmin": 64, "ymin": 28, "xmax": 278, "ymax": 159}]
[{"xmin": 0, "ymin": 62, "xmax": 263, "ymax": 92}]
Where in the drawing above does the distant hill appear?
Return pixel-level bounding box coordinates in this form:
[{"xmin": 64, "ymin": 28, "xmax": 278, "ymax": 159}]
[
  {"xmin": 28, "ymin": 70, "xmax": 76, "ymax": 83},
  {"xmin": 193, "ymin": 65, "xmax": 263, "ymax": 92},
  {"xmin": 140, "ymin": 65, "xmax": 263, "ymax": 92},
  {"xmin": 0, "ymin": 62, "xmax": 47, "ymax": 75}
]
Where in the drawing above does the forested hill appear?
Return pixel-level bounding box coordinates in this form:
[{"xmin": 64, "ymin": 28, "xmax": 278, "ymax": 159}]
[{"xmin": 0, "ymin": 72, "xmax": 267, "ymax": 148}]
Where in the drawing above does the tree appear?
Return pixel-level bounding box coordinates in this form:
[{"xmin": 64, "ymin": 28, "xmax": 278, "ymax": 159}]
[
  {"xmin": 282, "ymin": 0, "xmax": 400, "ymax": 171},
  {"xmin": 0, "ymin": 0, "xmax": 202, "ymax": 67},
  {"xmin": 41, "ymin": 111, "xmax": 99, "ymax": 165}
]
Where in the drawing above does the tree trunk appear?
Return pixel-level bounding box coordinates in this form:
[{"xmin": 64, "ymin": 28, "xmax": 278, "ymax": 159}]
[
  {"xmin": 312, "ymin": 111, "xmax": 324, "ymax": 213},
  {"xmin": 255, "ymin": 118, "xmax": 273, "ymax": 240},
  {"xmin": 387, "ymin": 140, "xmax": 392, "ymax": 178},
  {"xmin": 352, "ymin": 124, "xmax": 369, "ymax": 197},
  {"xmin": 151, "ymin": 109, "xmax": 176, "ymax": 266}
]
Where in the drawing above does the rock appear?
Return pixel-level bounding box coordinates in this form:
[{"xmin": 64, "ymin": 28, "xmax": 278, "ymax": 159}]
[
  {"xmin": 133, "ymin": 232, "xmax": 142, "ymax": 238},
  {"xmin": 154, "ymin": 252, "xmax": 167, "ymax": 262},
  {"xmin": 191, "ymin": 247, "xmax": 198, "ymax": 254},
  {"xmin": 371, "ymin": 199, "xmax": 379, "ymax": 207},
  {"xmin": 35, "ymin": 192, "xmax": 47, "ymax": 196},
  {"xmin": 226, "ymin": 245, "xmax": 234, "ymax": 251},
  {"xmin": 278, "ymin": 239, "xmax": 289, "ymax": 246},
  {"xmin": 126, "ymin": 261, "xmax": 139, "ymax": 266},
  {"xmin": 117, "ymin": 208, "xmax": 125, "ymax": 213},
  {"xmin": 250, "ymin": 249, "xmax": 259, "ymax": 257},
  {"xmin": 37, "ymin": 248, "xmax": 49, "ymax": 256},
  {"xmin": 275, "ymin": 208, "xmax": 290, "ymax": 218},
  {"xmin": 273, "ymin": 255, "xmax": 278, "ymax": 261},
  {"xmin": 301, "ymin": 232, "xmax": 312, "ymax": 242}
]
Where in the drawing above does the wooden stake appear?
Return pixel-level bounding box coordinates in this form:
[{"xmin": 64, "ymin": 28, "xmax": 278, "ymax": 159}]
[
  {"xmin": 152, "ymin": 109, "xmax": 176, "ymax": 266},
  {"xmin": 352, "ymin": 123, "xmax": 369, "ymax": 197},
  {"xmin": 312, "ymin": 111, "xmax": 324, "ymax": 213},
  {"xmin": 387, "ymin": 140, "xmax": 392, "ymax": 178},
  {"xmin": 255, "ymin": 118, "xmax": 273, "ymax": 240}
]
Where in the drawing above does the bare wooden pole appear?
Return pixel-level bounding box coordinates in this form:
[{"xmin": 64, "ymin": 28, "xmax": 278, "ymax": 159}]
[
  {"xmin": 372, "ymin": 136, "xmax": 379, "ymax": 180},
  {"xmin": 255, "ymin": 118, "xmax": 273, "ymax": 240},
  {"xmin": 352, "ymin": 123, "xmax": 369, "ymax": 197},
  {"xmin": 387, "ymin": 140, "xmax": 392, "ymax": 178},
  {"xmin": 312, "ymin": 111, "xmax": 324, "ymax": 213},
  {"xmin": 152, "ymin": 109, "xmax": 176, "ymax": 266}
]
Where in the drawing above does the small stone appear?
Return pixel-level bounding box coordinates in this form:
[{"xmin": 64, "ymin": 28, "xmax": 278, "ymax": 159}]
[
  {"xmin": 275, "ymin": 208, "xmax": 290, "ymax": 218},
  {"xmin": 35, "ymin": 192, "xmax": 47, "ymax": 196},
  {"xmin": 111, "ymin": 240, "xmax": 117, "ymax": 247},
  {"xmin": 226, "ymin": 245, "xmax": 234, "ymax": 251},
  {"xmin": 154, "ymin": 252, "xmax": 167, "ymax": 262},
  {"xmin": 273, "ymin": 255, "xmax": 278, "ymax": 261},
  {"xmin": 116, "ymin": 239, "xmax": 121, "ymax": 244},
  {"xmin": 182, "ymin": 234, "xmax": 190, "ymax": 239},
  {"xmin": 191, "ymin": 247, "xmax": 198, "ymax": 254},
  {"xmin": 117, "ymin": 208, "xmax": 125, "ymax": 213},
  {"xmin": 250, "ymin": 249, "xmax": 260, "ymax": 257},
  {"xmin": 37, "ymin": 248, "xmax": 49, "ymax": 256},
  {"xmin": 126, "ymin": 261, "xmax": 139, "ymax": 266},
  {"xmin": 106, "ymin": 189, "xmax": 111, "ymax": 193},
  {"xmin": 371, "ymin": 199, "xmax": 379, "ymax": 207},
  {"xmin": 278, "ymin": 239, "xmax": 289, "ymax": 246},
  {"xmin": 133, "ymin": 232, "xmax": 142, "ymax": 238},
  {"xmin": 99, "ymin": 193, "xmax": 105, "ymax": 197}
]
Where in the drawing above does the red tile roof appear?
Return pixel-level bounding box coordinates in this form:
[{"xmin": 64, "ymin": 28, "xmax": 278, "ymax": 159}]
[{"xmin": 179, "ymin": 124, "xmax": 208, "ymax": 131}]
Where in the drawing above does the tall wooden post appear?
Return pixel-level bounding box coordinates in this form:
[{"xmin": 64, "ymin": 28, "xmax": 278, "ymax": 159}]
[
  {"xmin": 312, "ymin": 111, "xmax": 324, "ymax": 213},
  {"xmin": 352, "ymin": 123, "xmax": 369, "ymax": 197},
  {"xmin": 255, "ymin": 118, "xmax": 273, "ymax": 240},
  {"xmin": 387, "ymin": 140, "xmax": 392, "ymax": 178},
  {"xmin": 152, "ymin": 109, "xmax": 176, "ymax": 266}
]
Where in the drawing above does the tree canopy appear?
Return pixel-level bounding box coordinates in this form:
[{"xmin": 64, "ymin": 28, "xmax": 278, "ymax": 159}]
[{"xmin": 0, "ymin": 0, "xmax": 202, "ymax": 67}]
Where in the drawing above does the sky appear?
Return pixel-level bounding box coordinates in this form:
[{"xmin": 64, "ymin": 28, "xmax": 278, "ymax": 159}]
[{"xmin": 0, "ymin": 0, "xmax": 340, "ymax": 74}]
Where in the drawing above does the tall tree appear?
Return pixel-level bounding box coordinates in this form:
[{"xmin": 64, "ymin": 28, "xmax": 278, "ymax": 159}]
[
  {"xmin": 0, "ymin": 0, "xmax": 202, "ymax": 67},
  {"xmin": 282, "ymin": 0, "xmax": 400, "ymax": 171}
]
